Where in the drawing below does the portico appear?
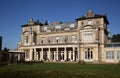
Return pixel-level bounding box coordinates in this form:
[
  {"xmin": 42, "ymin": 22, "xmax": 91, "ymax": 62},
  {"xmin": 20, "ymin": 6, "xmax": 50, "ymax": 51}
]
[{"xmin": 21, "ymin": 44, "xmax": 79, "ymax": 62}]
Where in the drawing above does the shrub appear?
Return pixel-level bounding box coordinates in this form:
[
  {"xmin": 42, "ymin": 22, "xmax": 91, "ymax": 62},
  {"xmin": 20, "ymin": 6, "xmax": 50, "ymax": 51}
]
[
  {"xmin": 23, "ymin": 60, "xmax": 44, "ymax": 64},
  {"xmin": 78, "ymin": 60, "xmax": 86, "ymax": 64},
  {"xmin": 0, "ymin": 62, "xmax": 8, "ymax": 65}
]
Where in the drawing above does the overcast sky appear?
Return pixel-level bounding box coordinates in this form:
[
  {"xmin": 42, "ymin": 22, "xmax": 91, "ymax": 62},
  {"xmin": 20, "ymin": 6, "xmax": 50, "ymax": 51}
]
[{"xmin": 0, "ymin": 0, "xmax": 120, "ymax": 49}]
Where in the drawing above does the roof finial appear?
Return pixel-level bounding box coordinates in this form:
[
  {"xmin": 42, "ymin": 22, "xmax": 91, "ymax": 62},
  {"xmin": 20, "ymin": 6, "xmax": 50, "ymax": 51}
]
[
  {"xmin": 29, "ymin": 18, "xmax": 34, "ymax": 25},
  {"xmin": 86, "ymin": 10, "xmax": 94, "ymax": 17},
  {"xmin": 44, "ymin": 20, "xmax": 49, "ymax": 25}
]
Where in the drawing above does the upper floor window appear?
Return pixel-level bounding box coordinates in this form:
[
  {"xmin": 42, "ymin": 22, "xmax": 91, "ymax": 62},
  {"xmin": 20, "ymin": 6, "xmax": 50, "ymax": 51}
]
[
  {"xmin": 43, "ymin": 27, "xmax": 47, "ymax": 31},
  {"xmin": 53, "ymin": 36, "xmax": 62, "ymax": 44},
  {"xmin": 56, "ymin": 36, "xmax": 59, "ymax": 44},
  {"xmin": 65, "ymin": 36, "xmax": 68, "ymax": 43},
  {"xmin": 81, "ymin": 22, "xmax": 84, "ymax": 26},
  {"xmin": 55, "ymin": 25, "xmax": 61, "ymax": 30},
  {"xmin": 47, "ymin": 37, "xmax": 51, "ymax": 44},
  {"xmin": 84, "ymin": 31, "xmax": 93, "ymax": 42},
  {"xmin": 56, "ymin": 36, "xmax": 62, "ymax": 44},
  {"xmin": 70, "ymin": 24, "xmax": 74, "ymax": 28},
  {"xmin": 41, "ymin": 37, "xmax": 45, "ymax": 44},
  {"xmin": 30, "ymin": 26, "xmax": 32, "ymax": 31},
  {"xmin": 88, "ymin": 20, "xmax": 93, "ymax": 25},
  {"xmin": 96, "ymin": 21, "xmax": 100, "ymax": 25},
  {"xmin": 26, "ymin": 36, "xmax": 29, "ymax": 44},
  {"xmin": 71, "ymin": 35, "xmax": 76, "ymax": 43},
  {"xmin": 53, "ymin": 36, "xmax": 55, "ymax": 44}
]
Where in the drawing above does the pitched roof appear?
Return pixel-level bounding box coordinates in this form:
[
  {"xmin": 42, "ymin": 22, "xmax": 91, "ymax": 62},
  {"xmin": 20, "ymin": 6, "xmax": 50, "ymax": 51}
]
[
  {"xmin": 21, "ymin": 19, "xmax": 43, "ymax": 27},
  {"xmin": 76, "ymin": 10, "xmax": 109, "ymax": 24}
]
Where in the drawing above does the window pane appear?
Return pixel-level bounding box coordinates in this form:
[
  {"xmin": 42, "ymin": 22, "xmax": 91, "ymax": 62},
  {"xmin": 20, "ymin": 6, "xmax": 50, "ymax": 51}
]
[
  {"xmin": 117, "ymin": 51, "xmax": 120, "ymax": 59},
  {"xmin": 84, "ymin": 31, "xmax": 93, "ymax": 42},
  {"xmin": 106, "ymin": 51, "xmax": 114, "ymax": 59},
  {"xmin": 85, "ymin": 51, "xmax": 87, "ymax": 59},
  {"xmin": 41, "ymin": 37, "xmax": 45, "ymax": 44},
  {"xmin": 71, "ymin": 35, "xmax": 75, "ymax": 43},
  {"xmin": 88, "ymin": 20, "xmax": 93, "ymax": 25},
  {"xmin": 26, "ymin": 36, "xmax": 28, "ymax": 43}
]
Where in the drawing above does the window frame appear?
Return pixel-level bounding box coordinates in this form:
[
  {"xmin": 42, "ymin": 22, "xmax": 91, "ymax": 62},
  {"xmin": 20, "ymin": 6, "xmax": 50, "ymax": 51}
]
[
  {"xmin": 87, "ymin": 20, "xmax": 93, "ymax": 25},
  {"xmin": 25, "ymin": 36, "xmax": 29, "ymax": 44},
  {"xmin": 117, "ymin": 51, "xmax": 120, "ymax": 59},
  {"xmin": 106, "ymin": 51, "xmax": 114, "ymax": 59}
]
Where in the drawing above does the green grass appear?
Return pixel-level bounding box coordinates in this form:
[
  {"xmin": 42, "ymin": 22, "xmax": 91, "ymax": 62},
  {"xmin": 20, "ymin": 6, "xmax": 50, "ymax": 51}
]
[{"xmin": 0, "ymin": 63, "xmax": 120, "ymax": 78}]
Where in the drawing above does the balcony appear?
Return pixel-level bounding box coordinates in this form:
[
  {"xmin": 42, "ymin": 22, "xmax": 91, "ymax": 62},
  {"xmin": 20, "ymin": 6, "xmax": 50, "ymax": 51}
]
[{"xmin": 105, "ymin": 43, "xmax": 120, "ymax": 47}]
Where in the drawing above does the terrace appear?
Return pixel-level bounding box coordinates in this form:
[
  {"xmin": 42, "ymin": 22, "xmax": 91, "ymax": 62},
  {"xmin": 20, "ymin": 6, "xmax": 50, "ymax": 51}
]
[
  {"xmin": 105, "ymin": 43, "xmax": 120, "ymax": 47},
  {"xmin": 40, "ymin": 22, "xmax": 77, "ymax": 32}
]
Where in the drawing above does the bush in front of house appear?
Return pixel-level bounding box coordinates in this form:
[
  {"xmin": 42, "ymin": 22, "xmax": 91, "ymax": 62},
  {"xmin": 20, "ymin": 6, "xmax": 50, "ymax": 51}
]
[
  {"xmin": 78, "ymin": 60, "xmax": 86, "ymax": 64},
  {"xmin": 22, "ymin": 60, "xmax": 44, "ymax": 64}
]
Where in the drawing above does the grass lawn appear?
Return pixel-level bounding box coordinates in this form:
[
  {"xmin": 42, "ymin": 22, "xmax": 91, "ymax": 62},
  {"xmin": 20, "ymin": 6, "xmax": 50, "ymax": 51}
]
[{"xmin": 0, "ymin": 63, "xmax": 120, "ymax": 78}]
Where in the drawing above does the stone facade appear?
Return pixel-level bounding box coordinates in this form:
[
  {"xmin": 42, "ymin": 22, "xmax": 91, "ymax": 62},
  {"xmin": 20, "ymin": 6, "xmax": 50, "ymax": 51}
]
[{"xmin": 17, "ymin": 10, "xmax": 120, "ymax": 63}]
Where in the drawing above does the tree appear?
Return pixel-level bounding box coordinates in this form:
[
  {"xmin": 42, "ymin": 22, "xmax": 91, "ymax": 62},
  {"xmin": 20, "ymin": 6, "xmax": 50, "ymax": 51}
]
[
  {"xmin": 111, "ymin": 34, "xmax": 120, "ymax": 42},
  {"xmin": 3, "ymin": 47, "xmax": 9, "ymax": 52},
  {"xmin": 0, "ymin": 47, "xmax": 9, "ymax": 62}
]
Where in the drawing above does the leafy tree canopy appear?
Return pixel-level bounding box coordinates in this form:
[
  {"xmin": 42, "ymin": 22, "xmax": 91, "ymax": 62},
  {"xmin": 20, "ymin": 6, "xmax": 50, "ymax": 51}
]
[
  {"xmin": 111, "ymin": 34, "xmax": 120, "ymax": 42},
  {"xmin": 3, "ymin": 47, "xmax": 9, "ymax": 52}
]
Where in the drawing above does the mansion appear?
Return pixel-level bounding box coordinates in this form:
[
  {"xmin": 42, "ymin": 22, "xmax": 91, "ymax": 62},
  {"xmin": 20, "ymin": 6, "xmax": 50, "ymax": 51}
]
[{"xmin": 9, "ymin": 10, "xmax": 120, "ymax": 63}]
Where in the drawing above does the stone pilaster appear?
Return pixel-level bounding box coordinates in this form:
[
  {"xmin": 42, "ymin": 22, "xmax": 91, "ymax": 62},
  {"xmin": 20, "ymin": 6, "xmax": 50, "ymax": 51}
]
[
  {"xmin": 69, "ymin": 51, "xmax": 71, "ymax": 61},
  {"xmin": 73, "ymin": 48, "xmax": 75, "ymax": 61},
  {"xmin": 56, "ymin": 48, "xmax": 58, "ymax": 61},
  {"xmin": 18, "ymin": 53, "xmax": 20, "ymax": 61}
]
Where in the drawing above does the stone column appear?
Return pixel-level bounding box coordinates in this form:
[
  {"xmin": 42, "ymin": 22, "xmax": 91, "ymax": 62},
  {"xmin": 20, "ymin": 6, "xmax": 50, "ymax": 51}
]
[
  {"xmin": 56, "ymin": 48, "xmax": 58, "ymax": 61},
  {"xmin": 29, "ymin": 49, "xmax": 33, "ymax": 61},
  {"xmin": 36, "ymin": 52, "xmax": 39, "ymax": 61},
  {"xmin": 114, "ymin": 50, "xmax": 117, "ymax": 63},
  {"xmin": 47, "ymin": 48, "xmax": 51, "ymax": 61},
  {"xmin": 69, "ymin": 51, "xmax": 71, "ymax": 61},
  {"xmin": 38, "ymin": 51, "xmax": 40, "ymax": 60},
  {"xmin": 73, "ymin": 47, "xmax": 75, "ymax": 61},
  {"xmin": 18, "ymin": 53, "xmax": 20, "ymax": 61},
  {"xmin": 34, "ymin": 48, "xmax": 37, "ymax": 60},
  {"xmin": 40, "ymin": 48, "xmax": 43, "ymax": 61},
  {"xmin": 77, "ymin": 47, "xmax": 80, "ymax": 61},
  {"xmin": 64, "ymin": 48, "xmax": 67, "ymax": 61},
  {"xmin": 54, "ymin": 51, "xmax": 56, "ymax": 61}
]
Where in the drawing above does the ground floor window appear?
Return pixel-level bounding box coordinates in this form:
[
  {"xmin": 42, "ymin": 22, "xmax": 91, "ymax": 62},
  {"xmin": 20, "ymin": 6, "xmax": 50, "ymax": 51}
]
[
  {"xmin": 85, "ymin": 48, "xmax": 93, "ymax": 59},
  {"xmin": 51, "ymin": 51, "xmax": 54, "ymax": 60},
  {"xmin": 43, "ymin": 51, "xmax": 47, "ymax": 60},
  {"xmin": 106, "ymin": 51, "xmax": 114, "ymax": 59},
  {"xmin": 25, "ymin": 50, "xmax": 29, "ymax": 59},
  {"xmin": 117, "ymin": 51, "xmax": 120, "ymax": 59}
]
